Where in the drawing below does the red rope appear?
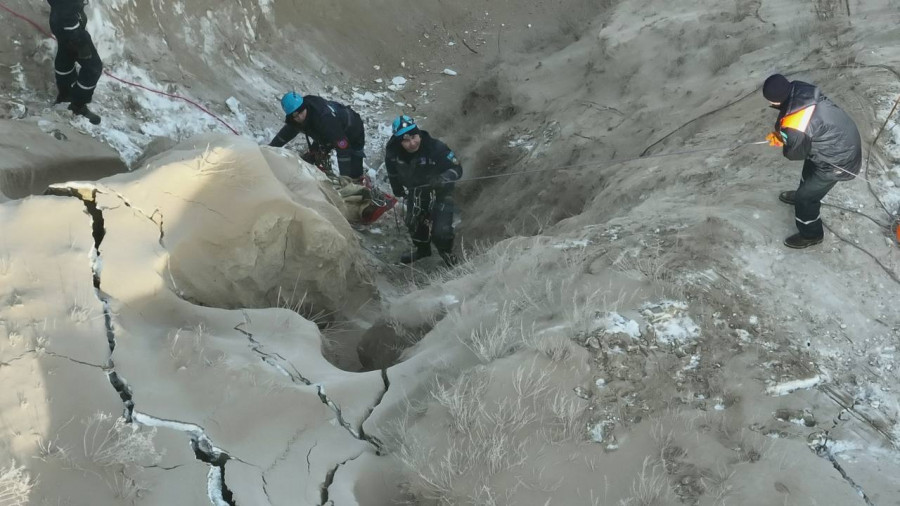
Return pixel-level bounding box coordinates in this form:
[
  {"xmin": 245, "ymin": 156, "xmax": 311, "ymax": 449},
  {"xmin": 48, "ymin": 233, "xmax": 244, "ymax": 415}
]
[{"xmin": 0, "ymin": 1, "xmax": 239, "ymax": 135}]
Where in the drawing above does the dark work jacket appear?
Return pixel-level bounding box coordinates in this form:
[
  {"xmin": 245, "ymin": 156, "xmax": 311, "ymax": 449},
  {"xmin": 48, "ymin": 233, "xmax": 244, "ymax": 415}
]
[
  {"xmin": 269, "ymin": 95, "xmax": 362, "ymax": 153},
  {"xmin": 774, "ymin": 81, "xmax": 862, "ymax": 181},
  {"xmin": 384, "ymin": 130, "xmax": 462, "ymax": 199},
  {"xmin": 48, "ymin": 0, "xmax": 88, "ymax": 44}
]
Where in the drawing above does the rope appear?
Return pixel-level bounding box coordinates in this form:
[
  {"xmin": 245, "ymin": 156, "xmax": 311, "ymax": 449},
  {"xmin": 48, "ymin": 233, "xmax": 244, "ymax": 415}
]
[
  {"xmin": 430, "ymin": 141, "xmax": 765, "ymax": 188},
  {"xmin": 101, "ymin": 72, "xmax": 239, "ymax": 135},
  {"xmin": 0, "ymin": 1, "xmax": 239, "ymax": 135}
]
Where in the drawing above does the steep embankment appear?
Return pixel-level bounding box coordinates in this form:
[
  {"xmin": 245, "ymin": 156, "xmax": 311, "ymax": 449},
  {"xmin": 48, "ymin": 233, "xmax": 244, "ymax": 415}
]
[{"xmin": 1, "ymin": 0, "xmax": 900, "ymax": 505}]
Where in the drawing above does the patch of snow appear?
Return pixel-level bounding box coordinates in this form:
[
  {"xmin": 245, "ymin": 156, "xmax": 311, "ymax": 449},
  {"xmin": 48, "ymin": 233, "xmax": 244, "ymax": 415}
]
[
  {"xmin": 641, "ymin": 301, "xmax": 700, "ymax": 345},
  {"xmin": 86, "ymin": 3, "xmax": 126, "ymax": 58},
  {"xmin": 256, "ymin": 0, "xmax": 273, "ymax": 15},
  {"xmin": 208, "ymin": 468, "xmax": 231, "ymax": 506},
  {"xmin": 442, "ymin": 68, "xmax": 458, "ymax": 76},
  {"xmin": 552, "ymin": 239, "xmax": 591, "ymax": 250},
  {"xmin": 388, "ymin": 76, "xmax": 407, "ymax": 92},
  {"xmin": 507, "ymin": 136, "xmax": 536, "ymax": 151},
  {"xmin": 590, "ymin": 423, "xmax": 605, "ymax": 443},
  {"xmin": 683, "ymin": 354, "xmax": 700, "ymax": 371},
  {"xmin": 590, "ymin": 312, "xmax": 641, "ymax": 339},
  {"xmin": 765, "ymin": 375, "xmax": 822, "ymax": 396},
  {"xmin": 225, "ymin": 97, "xmax": 247, "ymax": 125}
]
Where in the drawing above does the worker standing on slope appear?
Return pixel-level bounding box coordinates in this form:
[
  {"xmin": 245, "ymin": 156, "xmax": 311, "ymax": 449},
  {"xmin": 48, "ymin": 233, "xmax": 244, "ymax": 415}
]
[
  {"xmin": 763, "ymin": 74, "xmax": 862, "ymax": 249},
  {"xmin": 269, "ymin": 92, "xmax": 366, "ymax": 182},
  {"xmin": 48, "ymin": 0, "xmax": 103, "ymax": 124},
  {"xmin": 385, "ymin": 115, "xmax": 461, "ymax": 266}
]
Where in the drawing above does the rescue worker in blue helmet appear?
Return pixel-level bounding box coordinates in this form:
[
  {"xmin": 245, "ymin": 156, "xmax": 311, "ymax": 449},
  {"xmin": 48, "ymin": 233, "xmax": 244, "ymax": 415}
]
[
  {"xmin": 764, "ymin": 74, "xmax": 861, "ymax": 249},
  {"xmin": 385, "ymin": 115, "xmax": 462, "ymax": 266},
  {"xmin": 269, "ymin": 92, "xmax": 366, "ymax": 180},
  {"xmin": 48, "ymin": 0, "xmax": 103, "ymax": 125}
]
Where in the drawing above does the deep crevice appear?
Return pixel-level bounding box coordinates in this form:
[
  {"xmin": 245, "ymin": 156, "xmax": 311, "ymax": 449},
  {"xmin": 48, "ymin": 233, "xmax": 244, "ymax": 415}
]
[
  {"xmin": 319, "ymin": 453, "xmax": 364, "ymax": 506},
  {"xmin": 46, "ymin": 184, "xmax": 233, "ymax": 506}
]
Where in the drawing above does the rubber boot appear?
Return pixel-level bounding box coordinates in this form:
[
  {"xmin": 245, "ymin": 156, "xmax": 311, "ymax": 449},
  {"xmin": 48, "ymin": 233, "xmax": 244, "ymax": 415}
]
[
  {"xmin": 400, "ymin": 244, "xmax": 431, "ymax": 264},
  {"xmin": 784, "ymin": 233, "xmax": 823, "ymax": 249},
  {"xmin": 69, "ymin": 103, "xmax": 101, "ymax": 125},
  {"xmin": 779, "ymin": 191, "xmax": 796, "ymax": 205}
]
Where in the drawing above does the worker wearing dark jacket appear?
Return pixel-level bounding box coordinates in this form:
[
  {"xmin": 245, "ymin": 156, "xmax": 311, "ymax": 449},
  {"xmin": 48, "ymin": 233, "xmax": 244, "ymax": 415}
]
[
  {"xmin": 385, "ymin": 115, "xmax": 462, "ymax": 266},
  {"xmin": 48, "ymin": 0, "xmax": 103, "ymax": 124},
  {"xmin": 763, "ymin": 74, "xmax": 862, "ymax": 249},
  {"xmin": 269, "ymin": 92, "xmax": 366, "ymax": 180}
]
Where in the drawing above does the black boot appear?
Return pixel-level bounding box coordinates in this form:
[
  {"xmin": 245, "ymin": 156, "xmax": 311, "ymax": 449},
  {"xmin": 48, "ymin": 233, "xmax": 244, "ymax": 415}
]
[
  {"xmin": 54, "ymin": 90, "xmax": 72, "ymax": 104},
  {"xmin": 784, "ymin": 233, "xmax": 823, "ymax": 249},
  {"xmin": 69, "ymin": 103, "xmax": 101, "ymax": 125},
  {"xmin": 779, "ymin": 191, "xmax": 796, "ymax": 205},
  {"xmin": 400, "ymin": 244, "xmax": 431, "ymax": 264}
]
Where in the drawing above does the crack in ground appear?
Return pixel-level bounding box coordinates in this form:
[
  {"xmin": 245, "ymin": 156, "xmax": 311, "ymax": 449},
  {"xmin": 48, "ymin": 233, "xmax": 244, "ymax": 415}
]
[
  {"xmin": 306, "ymin": 441, "xmax": 318, "ymax": 474},
  {"xmin": 319, "ymin": 452, "xmax": 365, "ymax": 506},
  {"xmin": 807, "ymin": 404, "xmax": 877, "ymax": 506},
  {"xmin": 45, "ymin": 183, "xmax": 235, "ymax": 506},
  {"xmin": 812, "ymin": 439, "xmax": 875, "ymax": 505},
  {"xmin": 234, "ymin": 317, "xmax": 386, "ymax": 453},
  {"xmin": 0, "ymin": 350, "xmax": 35, "ymax": 367},
  {"xmin": 134, "ymin": 411, "xmax": 237, "ymax": 506},
  {"xmin": 0, "ymin": 349, "xmax": 102, "ymax": 370},
  {"xmin": 161, "ymin": 190, "xmax": 233, "ymax": 224},
  {"xmin": 96, "ymin": 184, "xmax": 166, "ymax": 247}
]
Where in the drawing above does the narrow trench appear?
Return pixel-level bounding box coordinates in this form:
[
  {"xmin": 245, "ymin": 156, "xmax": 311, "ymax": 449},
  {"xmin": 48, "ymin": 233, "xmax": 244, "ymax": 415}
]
[{"xmin": 45, "ymin": 185, "xmax": 236, "ymax": 506}]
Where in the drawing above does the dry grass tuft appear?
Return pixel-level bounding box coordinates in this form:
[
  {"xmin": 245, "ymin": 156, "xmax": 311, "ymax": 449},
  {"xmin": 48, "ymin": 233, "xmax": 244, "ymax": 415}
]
[{"xmin": 0, "ymin": 461, "xmax": 34, "ymax": 506}]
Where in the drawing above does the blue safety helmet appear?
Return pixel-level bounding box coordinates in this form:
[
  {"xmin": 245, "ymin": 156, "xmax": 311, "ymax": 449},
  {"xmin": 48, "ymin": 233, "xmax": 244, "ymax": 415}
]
[
  {"xmin": 392, "ymin": 115, "xmax": 417, "ymax": 137},
  {"xmin": 281, "ymin": 92, "xmax": 304, "ymax": 115}
]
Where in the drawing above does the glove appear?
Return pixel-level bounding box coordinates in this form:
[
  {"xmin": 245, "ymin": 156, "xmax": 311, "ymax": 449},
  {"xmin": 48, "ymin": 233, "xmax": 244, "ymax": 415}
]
[{"xmin": 766, "ymin": 131, "xmax": 785, "ymax": 147}]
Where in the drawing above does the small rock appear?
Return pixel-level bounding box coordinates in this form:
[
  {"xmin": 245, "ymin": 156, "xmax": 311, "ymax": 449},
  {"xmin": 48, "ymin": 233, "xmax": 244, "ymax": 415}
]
[{"xmin": 442, "ymin": 68, "xmax": 458, "ymax": 76}]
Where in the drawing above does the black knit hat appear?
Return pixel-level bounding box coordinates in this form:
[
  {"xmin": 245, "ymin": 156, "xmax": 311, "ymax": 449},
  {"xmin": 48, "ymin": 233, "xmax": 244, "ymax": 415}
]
[{"xmin": 763, "ymin": 74, "xmax": 791, "ymax": 103}]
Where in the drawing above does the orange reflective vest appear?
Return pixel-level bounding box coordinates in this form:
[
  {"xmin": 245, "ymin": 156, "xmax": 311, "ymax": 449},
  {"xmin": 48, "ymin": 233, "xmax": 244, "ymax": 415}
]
[{"xmin": 780, "ymin": 105, "xmax": 816, "ymax": 134}]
